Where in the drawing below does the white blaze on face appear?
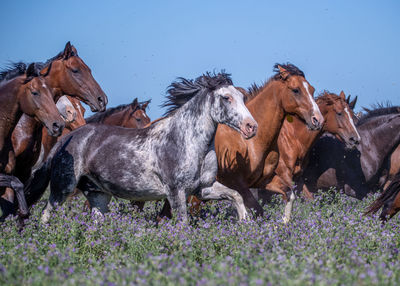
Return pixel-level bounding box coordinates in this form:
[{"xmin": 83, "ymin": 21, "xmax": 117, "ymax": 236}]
[
  {"xmin": 217, "ymin": 85, "xmax": 253, "ymax": 121},
  {"xmin": 302, "ymin": 81, "xmax": 321, "ymax": 117},
  {"xmin": 345, "ymin": 107, "xmax": 361, "ymax": 141}
]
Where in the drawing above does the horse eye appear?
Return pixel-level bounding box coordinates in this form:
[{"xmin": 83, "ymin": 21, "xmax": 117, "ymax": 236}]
[
  {"xmin": 337, "ymin": 112, "xmax": 343, "ymax": 116},
  {"xmin": 222, "ymin": 95, "xmax": 230, "ymax": 101},
  {"xmin": 32, "ymin": 91, "xmax": 39, "ymax": 96},
  {"xmin": 136, "ymin": 118, "xmax": 142, "ymax": 122},
  {"xmin": 71, "ymin": 69, "xmax": 79, "ymax": 74},
  {"xmin": 292, "ymin": 89, "xmax": 299, "ymax": 94}
]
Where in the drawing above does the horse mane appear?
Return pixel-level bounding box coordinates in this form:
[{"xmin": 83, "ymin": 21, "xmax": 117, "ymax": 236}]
[
  {"xmin": 246, "ymin": 63, "xmax": 305, "ymax": 102},
  {"xmin": 162, "ymin": 71, "xmax": 233, "ymax": 116},
  {"xmin": 86, "ymin": 98, "xmax": 150, "ymax": 123},
  {"xmin": 0, "ymin": 62, "xmax": 27, "ymax": 83},
  {"xmin": 357, "ymin": 103, "xmax": 400, "ymax": 126}
]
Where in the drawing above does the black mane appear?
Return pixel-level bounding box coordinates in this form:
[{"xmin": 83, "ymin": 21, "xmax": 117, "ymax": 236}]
[
  {"xmin": 357, "ymin": 104, "xmax": 400, "ymax": 126},
  {"xmin": 247, "ymin": 63, "xmax": 305, "ymax": 100},
  {"xmin": 0, "ymin": 62, "xmax": 27, "ymax": 83},
  {"xmin": 86, "ymin": 99, "xmax": 150, "ymax": 123},
  {"xmin": 162, "ymin": 71, "xmax": 233, "ymax": 116}
]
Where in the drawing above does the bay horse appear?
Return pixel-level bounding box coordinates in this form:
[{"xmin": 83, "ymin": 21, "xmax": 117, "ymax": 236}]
[
  {"xmin": 365, "ymin": 170, "xmax": 400, "ymax": 222},
  {"xmin": 37, "ymin": 41, "xmax": 107, "ymax": 112},
  {"xmin": 0, "ymin": 63, "xmax": 64, "ymax": 218},
  {"xmin": 25, "ymin": 72, "xmax": 257, "ymax": 224},
  {"xmin": 252, "ymin": 91, "xmax": 360, "ymax": 222},
  {"xmin": 301, "ymin": 105, "xmax": 400, "ymax": 199},
  {"xmin": 0, "ymin": 96, "xmax": 79, "ymax": 215},
  {"xmin": 86, "ymin": 98, "xmax": 151, "ymax": 128}
]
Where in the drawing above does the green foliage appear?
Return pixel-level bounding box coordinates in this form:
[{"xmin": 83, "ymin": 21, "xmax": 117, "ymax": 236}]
[{"xmin": 1, "ymin": 189, "xmax": 399, "ymax": 285}]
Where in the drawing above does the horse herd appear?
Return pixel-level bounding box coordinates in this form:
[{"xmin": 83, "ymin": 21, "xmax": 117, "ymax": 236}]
[{"xmin": 0, "ymin": 42, "xmax": 399, "ymax": 228}]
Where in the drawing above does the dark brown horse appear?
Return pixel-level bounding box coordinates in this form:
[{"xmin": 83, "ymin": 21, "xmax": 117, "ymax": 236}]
[
  {"xmin": 365, "ymin": 171, "xmax": 400, "ymax": 222},
  {"xmin": 302, "ymin": 105, "xmax": 400, "ymax": 199},
  {"xmin": 0, "ymin": 63, "xmax": 64, "ymax": 218},
  {"xmin": 158, "ymin": 63, "xmax": 323, "ymax": 219},
  {"xmin": 253, "ymin": 91, "xmax": 360, "ymax": 222}
]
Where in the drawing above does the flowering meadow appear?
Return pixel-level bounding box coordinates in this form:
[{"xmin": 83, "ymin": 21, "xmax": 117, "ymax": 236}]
[{"xmin": 1, "ymin": 190, "xmax": 399, "ymax": 286}]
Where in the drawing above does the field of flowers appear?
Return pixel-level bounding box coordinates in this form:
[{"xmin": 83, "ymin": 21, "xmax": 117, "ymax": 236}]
[{"xmin": 1, "ymin": 189, "xmax": 399, "ymax": 286}]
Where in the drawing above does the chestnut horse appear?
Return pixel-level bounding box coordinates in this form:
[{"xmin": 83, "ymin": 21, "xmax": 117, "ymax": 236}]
[
  {"xmin": 158, "ymin": 63, "xmax": 323, "ymax": 220},
  {"xmin": 252, "ymin": 91, "xmax": 360, "ymax": 222},
  {"xmin": 0, "ymin": 63, "xmax": 64, "ymax": 219}
]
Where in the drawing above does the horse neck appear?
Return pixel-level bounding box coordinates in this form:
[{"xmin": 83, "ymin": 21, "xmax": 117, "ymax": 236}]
[
  {"xmin": 245, "ymin": 81, "xmax": 286, "ymax": 149},
  {"xmin": 102, "ymin": 108, "xmax": 129, "ymax": 126},
  {"xmin": 0, "ymin": 78, "xmax": 25, "ymax": 147},
  {"xmin": 359, "ymin": 114, "xmax": 400, "ymax": 180},
  {"xmin": 155, "ymin": 93, "xmax": 216, "ymax": 154}
]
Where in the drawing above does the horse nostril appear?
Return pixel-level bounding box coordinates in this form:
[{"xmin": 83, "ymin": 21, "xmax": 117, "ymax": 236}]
[
  {"xmin": 52, "ymin": 122, "xmax": 62, "ymax": 132},
  {"xmin": 312, "ymin": 116, "xmax": 319, "ymax": 126}
]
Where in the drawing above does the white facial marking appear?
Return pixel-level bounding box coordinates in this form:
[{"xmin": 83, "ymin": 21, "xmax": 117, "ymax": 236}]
[
  {"xmin": 302, "ymin": 81, "xmax": 320, "ymax": 114},
  {"xmin": 345, "ymin": 107, "xmax": 361, "ymax": 140},
  {"xmin": 218, "ymin": 85, "xmax": 253, "ymax": 120},
  {"xmin": 42, "ymin": 83, "xmax": 47, "ymax": 88}
]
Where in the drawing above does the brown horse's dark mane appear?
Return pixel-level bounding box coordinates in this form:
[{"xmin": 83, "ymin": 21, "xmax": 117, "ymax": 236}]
[
  {"xmin": 162, "ymin": 71, "xmax": 233, "ymax": 116},
  {"xmin": 86, "ymin": 99, "xmax": 150, "ymax": 123},
  {"xmin": 357, "ymin": 103, "xmax": 400, "ymax": 126},
  {"xmin": 246, "ymin": 63, "xmax": 305, "ymax": 102},
  {"xmin": 0, "ymin": 62, "xmax": 27, "ymax": 83}
]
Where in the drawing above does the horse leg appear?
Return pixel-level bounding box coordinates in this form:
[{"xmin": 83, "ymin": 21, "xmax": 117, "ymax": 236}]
[
  {"xmin": 41, "ymin": 174, "xmax": 78, "ymax": 224},
  {"xmin": 130, "ymin": 201, "xmax": 145, "ymax": 211},
  {"xmin": 167, "ymin": 190, "xmax": 188, "ymax": 224},
  {"xmin": 264, "ymin": 175, "xmax": 296, "ymax": 224},
  {"xmin": 0, "ymin": 174, "xmax": 28, "ymax": 218},
  {"xmin": 84, "ymin": 191, "xmax": 111, "ymax": 224},
  {"xmin": 197, "ymin": 181, "xmax": 248, "ymax": 221}
]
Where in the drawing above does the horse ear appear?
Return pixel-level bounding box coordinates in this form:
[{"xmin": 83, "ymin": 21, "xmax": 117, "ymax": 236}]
[
  {"xmin": 277, "ymin": 65, "xmax": 289, "ymax": 80},
  {"xmin": 62, "ymin": 41, "xmax": 76, "ymax": 59},
  {"xmin": 349, "ymin": 95, "xmax": 358, "ymax": 110},
  {"xmin": 132, "ymin": 98, "xmax": 138, "ymax": 107},
  {"xmin": 339, "ymin": 90, "xmax": 346, "ymax": 101},
  {"xmin": 141, "ymin": 100, "xmax": 150, "ymax": 110},
  {"xmin": 26, "ymin": 63, "xmax": 39, "ymax": 78}
]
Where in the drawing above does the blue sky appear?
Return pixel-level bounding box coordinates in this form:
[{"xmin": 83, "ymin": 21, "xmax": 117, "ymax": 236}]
[{"xmin": 1, "ymin": 0, "xmax": 399, "ymax": 119}]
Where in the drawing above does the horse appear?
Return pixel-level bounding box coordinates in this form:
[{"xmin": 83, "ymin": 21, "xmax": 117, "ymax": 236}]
[
  {"xmin": 67, "ymin": 98, "xmax": 151, "ymax": 209},
  {"xmin": 24, "ymin": 72, "xmax": 258, "ymax": 224},
  {"xmin": 214, "ymin": 63, "xmax": 323, "ymax": 217},
  {"xmin": 157, "ymin": 63, "xmax": 324, "ymax": 221},
  {"xmin": 301, "ymin": 105, "xmax": 400, "ymax": 199},
  {"xmin": 37, "ymin": 41, "xmax": 107, "ymax": 112},
  {"xmin": 0, "ymin": 95, "xmax": 80, "ymax": 216},
  {"xmin": 250, "ymin": 91, "xmax": 360, "ymax": 222},
  {"xmin": 0, "ymin": 63, "xmax": 64, "ymax": 219},
  {"xmin": 365, "ymin": 170, "xmax": 400, "ymax": 222},
  {"xmin": 86, "ymin": 98, "xmax": 151, "ymax": 128}
]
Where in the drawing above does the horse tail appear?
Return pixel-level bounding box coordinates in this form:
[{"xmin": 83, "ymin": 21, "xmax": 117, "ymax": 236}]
[{"xmin": 364, "ymin": 172, "xmax": 400, "ymax": 216}]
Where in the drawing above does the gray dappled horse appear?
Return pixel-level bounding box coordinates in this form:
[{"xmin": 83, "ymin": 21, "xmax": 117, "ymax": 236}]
[{"xmin": 25, "ymin": 72, "xmax": 258, "ymax": 224}]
